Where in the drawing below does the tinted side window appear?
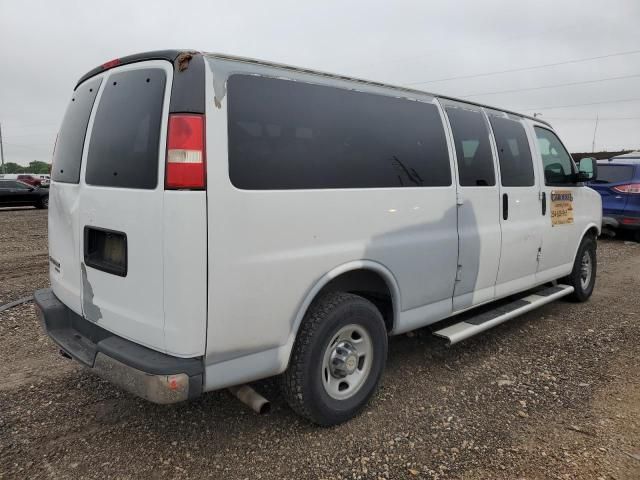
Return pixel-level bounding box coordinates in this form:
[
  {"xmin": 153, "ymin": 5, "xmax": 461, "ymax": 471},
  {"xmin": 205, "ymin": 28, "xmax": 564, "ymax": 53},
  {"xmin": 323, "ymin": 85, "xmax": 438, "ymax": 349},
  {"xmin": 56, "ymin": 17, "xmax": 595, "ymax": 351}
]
[
  {"xmin": 52, "ymin": 77, "xmax": 102, "ymax": 183},
  {"xmin": 227, "ymin": 75, "xmax": 451, "ymax": 189},
  {"xmin": 446, "ymin": 107, "xmax": 495, "ymax": 187},
  {"xmin": 86, "ymin": 68, "xmax": 166, "ymax": 189},
  {"xmin": 0, "ymin": 181, "xmax": 28, "ymax": 189},
  {"xmin": 489, "ymin": 116, "xmax": 534, "ymax": 187},
  {"xmin": 596, "ymin": 164, "xmax": 636, "ymax": 184},
  {"xmin": 534, "ymin": 127, "xmax": 576, "ymax": 185}
]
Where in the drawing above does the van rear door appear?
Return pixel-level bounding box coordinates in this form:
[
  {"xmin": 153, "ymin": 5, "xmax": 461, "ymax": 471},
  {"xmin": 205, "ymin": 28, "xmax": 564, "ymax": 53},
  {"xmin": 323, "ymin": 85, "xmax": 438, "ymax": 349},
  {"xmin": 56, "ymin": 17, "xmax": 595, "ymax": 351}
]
[
  {"xmin": 76, "ymin": 62, "xmax": 170, "ymax": 351},
  {"xmin": 50, "ymin": 57, "xmax": 208, "ymax": 357}
]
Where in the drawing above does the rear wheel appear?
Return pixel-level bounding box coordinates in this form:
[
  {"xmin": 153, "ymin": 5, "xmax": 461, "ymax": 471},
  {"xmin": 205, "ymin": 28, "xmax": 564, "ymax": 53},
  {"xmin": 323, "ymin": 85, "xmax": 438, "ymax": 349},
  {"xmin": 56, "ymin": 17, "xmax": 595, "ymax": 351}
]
[
  {"xmin": 281, "ymin": 292, "xmax": 387, "ymax": 426},
  {"xmin": 565, "ymin": 235, "xmax": 597, "ymax": 302}
]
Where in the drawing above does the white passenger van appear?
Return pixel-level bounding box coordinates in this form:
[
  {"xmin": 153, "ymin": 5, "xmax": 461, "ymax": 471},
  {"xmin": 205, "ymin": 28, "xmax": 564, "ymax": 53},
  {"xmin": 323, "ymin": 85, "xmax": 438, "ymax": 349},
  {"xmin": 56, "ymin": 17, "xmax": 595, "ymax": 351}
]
[{"xmin": 36, "ymin": 50, "xmax": 601, "ymax": 425}]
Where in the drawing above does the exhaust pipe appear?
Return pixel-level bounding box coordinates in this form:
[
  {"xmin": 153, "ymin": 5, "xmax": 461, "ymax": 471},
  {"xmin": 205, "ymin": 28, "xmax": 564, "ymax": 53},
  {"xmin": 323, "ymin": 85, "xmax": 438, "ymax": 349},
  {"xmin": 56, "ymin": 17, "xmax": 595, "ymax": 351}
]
[{"xmin": 228, "ymin": 385, "xmax": 271, "ymax": 414}]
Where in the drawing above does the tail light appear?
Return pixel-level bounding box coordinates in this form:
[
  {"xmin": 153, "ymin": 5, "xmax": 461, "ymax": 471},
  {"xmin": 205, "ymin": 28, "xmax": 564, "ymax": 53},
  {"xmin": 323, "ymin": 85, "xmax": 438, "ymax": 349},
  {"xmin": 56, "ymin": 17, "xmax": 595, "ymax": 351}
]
[
  {"xmin": 101, "ymin": 58, "xmax": 121, "ymax": 69},
  {"xmin": 165, "ymin": 114, "xmax": 206, "ymax": 189},
  {"xmin": 612, "ymin": 184, "xmax": 640, "ymax": 194}
]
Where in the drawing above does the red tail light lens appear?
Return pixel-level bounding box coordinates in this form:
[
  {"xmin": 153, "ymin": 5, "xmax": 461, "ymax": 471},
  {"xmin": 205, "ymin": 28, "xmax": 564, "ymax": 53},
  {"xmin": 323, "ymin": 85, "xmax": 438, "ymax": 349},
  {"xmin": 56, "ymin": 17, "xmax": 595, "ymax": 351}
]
[
  {"xmin": 612, "ymin": 183, "xmax": 640, "ymax": 194},
  {"xmin": 101, "ymin": 58, "xmax": 121, "ymax": 69},
  {"xmin": 165, "ymin": 114, "xmax": 205, "ymax": 189}
]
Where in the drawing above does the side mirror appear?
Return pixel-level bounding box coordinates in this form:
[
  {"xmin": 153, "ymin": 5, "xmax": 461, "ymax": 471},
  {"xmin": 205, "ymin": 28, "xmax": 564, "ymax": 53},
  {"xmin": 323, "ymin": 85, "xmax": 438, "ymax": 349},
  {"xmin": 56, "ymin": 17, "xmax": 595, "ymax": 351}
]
[{"xmin": 577, "ymin": 157, "xmax": 597, "ymax": 182}]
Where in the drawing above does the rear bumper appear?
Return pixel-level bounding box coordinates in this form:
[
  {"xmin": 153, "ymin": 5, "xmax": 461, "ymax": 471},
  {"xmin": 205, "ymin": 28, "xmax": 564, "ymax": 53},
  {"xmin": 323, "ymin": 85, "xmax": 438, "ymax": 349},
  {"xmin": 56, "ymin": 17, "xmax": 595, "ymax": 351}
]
[
  {"xmin": 603, "ymin": 214, "xmax": 640, "ymax": 230},
  {"xmin": 34, "ymin": 288, "xmax": 203, "ymax": 404}
]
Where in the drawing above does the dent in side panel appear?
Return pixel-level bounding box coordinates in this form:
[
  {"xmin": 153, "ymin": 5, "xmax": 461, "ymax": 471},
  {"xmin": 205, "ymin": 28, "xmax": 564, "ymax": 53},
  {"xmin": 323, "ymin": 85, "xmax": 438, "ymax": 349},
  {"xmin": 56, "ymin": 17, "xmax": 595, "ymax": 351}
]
[{"xmin": 48, "ymin": 183, "xmax": 84, "ymax": 316}]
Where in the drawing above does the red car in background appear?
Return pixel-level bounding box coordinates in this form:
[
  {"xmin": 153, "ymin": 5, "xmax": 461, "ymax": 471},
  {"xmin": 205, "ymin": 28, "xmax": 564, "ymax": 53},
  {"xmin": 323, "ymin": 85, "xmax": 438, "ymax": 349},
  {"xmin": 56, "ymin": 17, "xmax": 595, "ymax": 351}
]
[{"xmin": 16, "ymin": 174, "xmax": 43, "ymax": 187}]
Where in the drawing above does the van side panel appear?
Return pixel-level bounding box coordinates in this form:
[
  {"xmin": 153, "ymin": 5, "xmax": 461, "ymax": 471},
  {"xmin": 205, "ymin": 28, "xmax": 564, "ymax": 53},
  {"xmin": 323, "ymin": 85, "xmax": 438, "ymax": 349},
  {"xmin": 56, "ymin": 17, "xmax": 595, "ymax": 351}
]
[{"xmin": 203, "ymin": 59, "xmax": 458, "ymax": 381}]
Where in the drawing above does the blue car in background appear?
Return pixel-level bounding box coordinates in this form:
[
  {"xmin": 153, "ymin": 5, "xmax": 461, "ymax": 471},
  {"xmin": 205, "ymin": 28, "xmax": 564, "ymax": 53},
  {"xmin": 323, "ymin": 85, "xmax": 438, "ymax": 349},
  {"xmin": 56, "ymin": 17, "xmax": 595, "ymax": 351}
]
[{"xmin": 590, "ymin": 151, "xmax": 640, "ymax": 241}]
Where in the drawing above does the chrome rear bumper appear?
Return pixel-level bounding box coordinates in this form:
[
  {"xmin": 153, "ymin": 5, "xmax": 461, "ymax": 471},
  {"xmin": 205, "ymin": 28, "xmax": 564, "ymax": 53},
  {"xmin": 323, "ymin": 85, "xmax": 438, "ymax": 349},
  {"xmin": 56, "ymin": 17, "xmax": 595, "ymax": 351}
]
[{"xmin": 34, "ymin": 288, "xmax": 203, "ymax": 404}]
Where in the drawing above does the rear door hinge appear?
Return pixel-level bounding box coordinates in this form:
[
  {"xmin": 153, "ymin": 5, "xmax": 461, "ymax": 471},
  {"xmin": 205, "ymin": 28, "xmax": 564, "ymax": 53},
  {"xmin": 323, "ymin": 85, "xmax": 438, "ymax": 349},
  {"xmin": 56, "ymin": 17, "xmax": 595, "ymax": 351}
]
[
  {"xmin": 455, "ymin": 264, "xmax": 463, "ymax": 281},
  {"xmin": 537, "ymin": 247, "xmax": 542, "ymax": 262},
  {"xmin": 456, "ymin": 192, "xmax": 464, "ymax": 206}
]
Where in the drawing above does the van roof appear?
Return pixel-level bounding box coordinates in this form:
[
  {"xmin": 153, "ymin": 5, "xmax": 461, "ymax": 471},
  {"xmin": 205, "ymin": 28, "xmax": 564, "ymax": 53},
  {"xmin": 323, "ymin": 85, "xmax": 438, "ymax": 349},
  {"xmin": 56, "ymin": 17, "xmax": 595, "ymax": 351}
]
[{"xmin": 76, "ymin": 49, "xmax": 552, "ymax": 127}]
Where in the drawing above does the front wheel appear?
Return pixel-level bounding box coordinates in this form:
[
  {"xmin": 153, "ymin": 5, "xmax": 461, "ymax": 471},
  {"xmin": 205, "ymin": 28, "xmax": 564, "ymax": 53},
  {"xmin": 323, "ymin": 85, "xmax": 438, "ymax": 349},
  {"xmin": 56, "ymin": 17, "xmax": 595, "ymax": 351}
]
[
  {"xmin": 281, "ymin": 292, "xmax": 388, "ymax": 426},
  {"xmin": 565, "ymin": 235, "xmax": 597, "ymax": 302}
]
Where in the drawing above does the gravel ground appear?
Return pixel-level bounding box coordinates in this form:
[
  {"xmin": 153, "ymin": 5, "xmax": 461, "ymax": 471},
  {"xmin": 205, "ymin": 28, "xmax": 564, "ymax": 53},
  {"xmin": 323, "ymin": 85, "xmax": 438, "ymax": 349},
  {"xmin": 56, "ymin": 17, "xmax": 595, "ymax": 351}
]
[{"xmin": 0, "ymin": 208, "xmax": 638, "ymax": 479}]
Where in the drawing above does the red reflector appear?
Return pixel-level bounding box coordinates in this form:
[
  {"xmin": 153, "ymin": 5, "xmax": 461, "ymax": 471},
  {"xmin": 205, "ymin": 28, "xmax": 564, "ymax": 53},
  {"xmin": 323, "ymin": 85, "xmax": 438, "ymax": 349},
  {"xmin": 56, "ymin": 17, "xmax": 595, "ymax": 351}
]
[
  {"xmin": 166, "ymin": 114, "xmax": 205, "ymax": 189},
  {"xmin": 621, "ymin": 217, "xmax": 640, "ymax": 225},
  {"xmin": 101, "ymin": 58, "xmax": 121, "ymax": 69},
  {"xmin": 613, "ymin": 183, "xmax": 640, "ymax": 194}
]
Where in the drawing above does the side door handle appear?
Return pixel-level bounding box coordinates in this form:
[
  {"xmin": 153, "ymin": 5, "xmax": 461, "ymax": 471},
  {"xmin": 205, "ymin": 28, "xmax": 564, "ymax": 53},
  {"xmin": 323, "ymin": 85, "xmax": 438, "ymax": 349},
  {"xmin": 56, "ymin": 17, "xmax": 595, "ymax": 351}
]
[
  {"xmin": 502, "ymin": 193, "xmax": 508, "ymax": 220},
  {"xmin": 541, "ymin": 192, "xmax": 547, "ymax": 216}
]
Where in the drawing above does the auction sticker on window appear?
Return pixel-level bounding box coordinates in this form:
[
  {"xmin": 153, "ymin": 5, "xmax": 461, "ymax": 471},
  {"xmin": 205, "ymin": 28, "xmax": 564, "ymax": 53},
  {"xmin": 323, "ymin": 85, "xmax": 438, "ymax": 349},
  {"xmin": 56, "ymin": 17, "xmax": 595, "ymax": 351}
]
[{"xmin": 550, "ymin": 190, "xmax": 574, "ymax": 226}]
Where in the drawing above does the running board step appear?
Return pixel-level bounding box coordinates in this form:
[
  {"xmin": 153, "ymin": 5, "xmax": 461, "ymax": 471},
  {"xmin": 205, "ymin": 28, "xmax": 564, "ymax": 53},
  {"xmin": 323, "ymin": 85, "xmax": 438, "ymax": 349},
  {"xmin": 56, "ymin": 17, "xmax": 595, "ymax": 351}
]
[{"xmin": 433, "ymin": 284, "xmax": 574, "ymax": 345}]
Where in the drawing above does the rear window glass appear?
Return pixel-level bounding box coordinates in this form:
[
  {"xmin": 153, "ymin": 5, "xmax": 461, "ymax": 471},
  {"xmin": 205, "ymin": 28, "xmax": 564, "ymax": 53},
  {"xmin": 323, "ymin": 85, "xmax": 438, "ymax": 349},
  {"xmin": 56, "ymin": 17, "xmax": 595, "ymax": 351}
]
[
  {"xmin": 489, "ymin": 116, "xmax": 535, "ymax": 187},
  {"xmin": 596, "ymin": 164, "xmax": 636, "ymax": 184},
  {"xmin": 52, "ymin": 77, "xmax": 102, "ymax": 183},
  {"xmin": 85, "ymin": 68, "xmax": 166, "ymax": 189},
  {"xmin": 227, "ymin": 75, "xmax": 451, "ymax": 189}
]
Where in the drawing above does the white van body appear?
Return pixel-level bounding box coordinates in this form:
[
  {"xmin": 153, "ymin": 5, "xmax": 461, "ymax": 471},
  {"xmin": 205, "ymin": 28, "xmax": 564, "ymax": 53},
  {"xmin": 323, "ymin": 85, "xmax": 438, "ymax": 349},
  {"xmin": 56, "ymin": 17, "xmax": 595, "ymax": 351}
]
[{"xmin": 36, "ymin": 51, "xmax": 601, "ymax": 424}]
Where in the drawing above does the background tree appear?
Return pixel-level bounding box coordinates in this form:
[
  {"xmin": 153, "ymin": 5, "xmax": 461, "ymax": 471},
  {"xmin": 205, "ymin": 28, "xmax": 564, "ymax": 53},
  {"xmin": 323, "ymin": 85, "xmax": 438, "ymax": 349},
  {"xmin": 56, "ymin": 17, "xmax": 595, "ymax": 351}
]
[
  {"xmin": 28, "ymin": 161, "xmax": 51, "ymax": 174},
  {"xmin": 1, "ymin": 161, "xmax": 52, "ymax": 174},
  {"xmin": 2, "ymin": 162, "xmax": 25, "ymax": 174}
]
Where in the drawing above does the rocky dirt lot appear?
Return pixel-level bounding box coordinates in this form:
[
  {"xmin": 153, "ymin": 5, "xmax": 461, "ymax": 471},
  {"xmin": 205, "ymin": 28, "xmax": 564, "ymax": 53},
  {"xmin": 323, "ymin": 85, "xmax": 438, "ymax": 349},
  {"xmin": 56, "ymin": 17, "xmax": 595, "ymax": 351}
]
[{"xmin": 0, "ymin": 208, "xmax": 638, "ymax": 479}]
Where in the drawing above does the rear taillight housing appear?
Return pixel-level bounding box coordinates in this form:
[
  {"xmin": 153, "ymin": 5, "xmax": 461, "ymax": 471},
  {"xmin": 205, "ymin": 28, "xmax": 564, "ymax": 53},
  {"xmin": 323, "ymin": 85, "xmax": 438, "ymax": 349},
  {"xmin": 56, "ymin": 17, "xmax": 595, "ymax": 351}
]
[
  {"xmin": 612, "ymin": 183, "xmax": 640, "ymax": 194},
  {"xmin": 101, "ymin": 58, "xmax": 121, "ymax": 69},
  {"xmin": 165, "ymin": 114, "xmax": 206, "ymax": 189}
]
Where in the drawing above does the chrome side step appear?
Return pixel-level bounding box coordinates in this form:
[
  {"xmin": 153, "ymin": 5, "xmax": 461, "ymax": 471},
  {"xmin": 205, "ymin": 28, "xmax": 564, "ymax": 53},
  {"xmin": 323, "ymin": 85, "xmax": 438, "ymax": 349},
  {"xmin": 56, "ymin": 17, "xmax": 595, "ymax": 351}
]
[{"xmin": 433, "ymin": 284, "xmax": 574, "ymax": 345}]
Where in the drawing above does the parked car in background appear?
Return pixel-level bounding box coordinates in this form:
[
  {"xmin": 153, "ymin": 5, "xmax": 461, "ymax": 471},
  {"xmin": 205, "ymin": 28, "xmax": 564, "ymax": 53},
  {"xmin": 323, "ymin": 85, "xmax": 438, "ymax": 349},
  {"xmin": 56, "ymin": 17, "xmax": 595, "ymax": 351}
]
[
  {"xmin": 0, "ymin": 179, "xmax": 49, "ymax": 209},
  {"xmin": 16, "ymin": 174, "xmax": 44, "ymax": 187},
  {"xmin": 0, "ymin": 173, "xmax": 47, "ymax": 187},
  {"xmin": 38, "ymin": 174, "xmax": 51, "ymax": 187},
  {"xmin": 591, "ymin": 152, "xmax": 640, "ymax": 241}
]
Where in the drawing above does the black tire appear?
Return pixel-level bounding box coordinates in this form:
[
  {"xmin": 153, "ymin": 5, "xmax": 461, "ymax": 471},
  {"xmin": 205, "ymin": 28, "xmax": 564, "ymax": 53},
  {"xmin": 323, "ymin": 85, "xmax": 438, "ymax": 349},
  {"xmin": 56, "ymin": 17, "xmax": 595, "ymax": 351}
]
[
  {"xmin": 36, "ymin": 196, "xmax": 48, "ymax": 209},
  {"xmin": 281, "ymin": 292, "xmax": 388, "ymax": 426},
  {"xmin": 564, "ymin": 235, "xmax": 597, "ymax": 302}
]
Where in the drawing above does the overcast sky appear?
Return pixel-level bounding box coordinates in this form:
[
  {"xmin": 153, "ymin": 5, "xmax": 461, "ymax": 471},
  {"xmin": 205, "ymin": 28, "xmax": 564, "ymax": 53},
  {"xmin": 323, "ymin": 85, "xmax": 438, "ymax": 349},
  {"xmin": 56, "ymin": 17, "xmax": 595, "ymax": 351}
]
[{"xmin": 1, "ymin": 0, "xmax": 639, "ymax": 166}]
